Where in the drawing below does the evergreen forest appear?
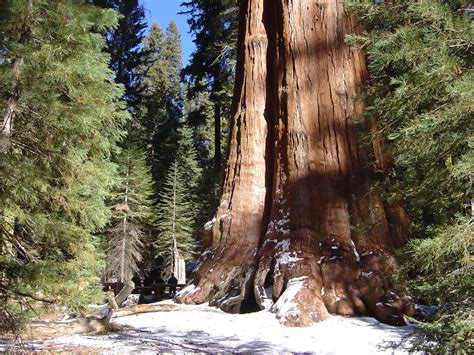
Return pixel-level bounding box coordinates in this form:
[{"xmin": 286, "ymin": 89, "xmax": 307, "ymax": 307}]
[{"xmin": 0, "ymin": 1, "xmax": 472, "ymax": 353}]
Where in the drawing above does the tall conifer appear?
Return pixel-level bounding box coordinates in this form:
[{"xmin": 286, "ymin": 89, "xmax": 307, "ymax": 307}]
[
  {"xmin": 154, "ymin": 124, "xmax": 201, "ymax": 277},
  {"xmin": 0, "ymin": 0, "xmax": 128, "ymax": 330},
  {"xmin": 94, "ymin": 0, "xmax": 148, "ymax": 109},
  {"xmin": 140, "ymin": 21, "xmax": 184, "ymax": 187},
  {"xmin": 155, "ymin": 160, "xmax": 195, "ymax": 278},
  {"xmin": 105, "ymin": 144, "xmax": 156, "ymax": 283},
  {"xmin": 346, "ymin": 1, "xmax": 473, "ymax": 351},
  {"xmin": 181, "ymin": 0, "xmax": 238, "ymax": 168}
]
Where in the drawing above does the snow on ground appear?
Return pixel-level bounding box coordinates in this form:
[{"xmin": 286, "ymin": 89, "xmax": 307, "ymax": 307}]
[{"xmin": 2, "ymin": 301, "xmax": 414, "ymax": 353}]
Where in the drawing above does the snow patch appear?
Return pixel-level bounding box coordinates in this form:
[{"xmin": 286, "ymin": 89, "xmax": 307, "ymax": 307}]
[
  {"xmin": 262, "ymin": 286, "xmax": 274, "ymax": 310},
  {"xmin": 204, "ymin": 217, "xmax": 216, "ymax": 230},
  {"xmin": 276, "ymin": 218, "xmax": 289, "ymax": 226},
  {"xmin": 219, "ymin": 199, "xmax": 228, "ymax": 207},
  {"xmin": 278, "ymin": 251, "xmax": 302, "ymax": 265},
  {"xmin": 271, "ymin": 277, "xmax": 307, "ymax": 322},
  {"xmin": 201, "ymin": 250, "xmax": 214, "ymax": 260},
  {"xmin": 267, "ymin": 220, "xmax": 290, "ymax": 235},
  {"xmin": 351, "ymin": 240, "xmax": 361, "ymax": 262},
  {"xmin": 361, "ymin": 271, "xmax": 373, "ymax": 278},
  {"xmin": 177, "ymin": 284, "xmax": 201, "ymax": 298},
  {"xmin": 274, "ymin": 189, "xmax": 287, "ymax": 206},
  {"xmin": 262, "ymin": 238, "xmax": 278, "ymax": 247},
  {"xmin": 275, "ymin": 239, "xmax": 290, "ymax": 251},
  {"xmin": 4, "ymin": 301, "xmax": 416, "ymax": 354}
]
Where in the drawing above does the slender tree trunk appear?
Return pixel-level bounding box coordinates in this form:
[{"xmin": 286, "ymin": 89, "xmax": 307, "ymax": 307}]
[
  {"xmin": 470, "ymin": 197, "xmax": 473, "ymax": 226},
  {"xmin": 177, "ymin": 0, "xmax": 414, "ymax": 327},
  {"xmin": 120, "ymin": 230, "xmax": 126, "ymax": 283},
  {"xmin": 120, "ymin": 154, "xmax": 131, "ymax": 283},
  {"xmin": 172, "ymin": 161, "xmax": 177, "ymax": 274},
  {"xmin": 1, "ymin": 58, "xmax": 24, "ymax": 145}
]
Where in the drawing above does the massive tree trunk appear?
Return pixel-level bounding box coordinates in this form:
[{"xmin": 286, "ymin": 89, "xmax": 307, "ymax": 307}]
[{"xmin": 177, "ymin": 0, "xmax": 414, "ymax": 326}]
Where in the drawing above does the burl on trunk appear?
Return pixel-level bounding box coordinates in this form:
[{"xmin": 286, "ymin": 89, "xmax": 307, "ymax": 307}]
[{"xmin": 176, "ymin": 0, "xmax": 414, "ymax": 326}]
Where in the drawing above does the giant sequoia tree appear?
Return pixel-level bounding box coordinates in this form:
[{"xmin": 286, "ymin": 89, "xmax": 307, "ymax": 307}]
[{"xmin": 177, "ymin": 0, "xmax": 415, "ymax": 327}]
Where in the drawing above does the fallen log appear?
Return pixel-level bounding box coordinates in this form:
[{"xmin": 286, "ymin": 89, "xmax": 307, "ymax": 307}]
[
  {"xmin": 23, "ymin": 281, "xmax": 136, "ymax": 339},
  {"xmin": 112, "ymin": 303, "xmax": 176, "ymax": 318}
]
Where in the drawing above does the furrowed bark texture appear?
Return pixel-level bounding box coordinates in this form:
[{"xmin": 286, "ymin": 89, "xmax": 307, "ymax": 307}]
[{"xmin": 177, "ymin": 0, "xmax": 414, "ymax": 326}]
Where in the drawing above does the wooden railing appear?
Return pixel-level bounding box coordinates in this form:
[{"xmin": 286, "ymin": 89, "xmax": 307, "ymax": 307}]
[
  {"xmin": 134, "ymin": 283, "xmax": 187, "ymax": 296},
  {"xmin": 103, "ymin": 282, "xmax": 187, "ymax": 298}
]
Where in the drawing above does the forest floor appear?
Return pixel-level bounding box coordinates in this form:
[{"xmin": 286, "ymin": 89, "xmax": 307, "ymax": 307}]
[{"xmin": 1, "ymin": 301, "xmax": 416, "ymax": 353}]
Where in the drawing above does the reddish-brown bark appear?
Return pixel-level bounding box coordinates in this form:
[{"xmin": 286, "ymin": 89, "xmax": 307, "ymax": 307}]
[{"xmin": 177, "ymin": 0, "xmax": 414, "ymax": 327}]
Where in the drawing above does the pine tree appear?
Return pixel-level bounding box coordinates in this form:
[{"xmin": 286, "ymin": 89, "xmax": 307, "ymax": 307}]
[
  {"xmin": 181, "ymin": 0, "xmax": 238, "ymax": 168},
  {"xmin": 180, "ymin": 97, "xmax": 224, "ymax": 241},
  {"xmin": 94, "ymin": 0, "xmax": 148, "ymax": 109},
  {"xmin": 105, "ymin": 144, "xmax": 156, "ymax": 283},
  {"xmin": 0, "ymin": 0, "xmax": 128, "ymax": 330},
  {"xmin": 155, "ymin": 160, "xmax": 196, "ymax": 279},
  {"xmin": 179, "ymin": 0, "xmax": 238, "ymax": 244},
  {"xmin": 180, "ymin": 0, "xmax": 237, "ymax": 236},
  {"xmin": 140, "ymin": 20, "xmax": 184, "ymax": 188},
  {"xmin": 175, "ymin": 124, "xmax": 202, "ymax": 192},
  {"xmin": 162, "ymin": 21, "xmax": 183, "ymax": 111},
  {"xmin": 154, "ymin": 123, "xmax": 202, "ymax": 277},
  {"xmin": 345, "ymin": 1, "xmax": 473, "ymax": 351}
]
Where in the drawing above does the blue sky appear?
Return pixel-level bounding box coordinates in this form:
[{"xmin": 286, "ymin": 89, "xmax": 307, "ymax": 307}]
[{"xmin": 141, "ymin": 0, "xmax": 195, "ymax": 66}]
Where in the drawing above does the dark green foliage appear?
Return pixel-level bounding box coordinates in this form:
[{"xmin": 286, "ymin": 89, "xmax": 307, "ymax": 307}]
[
  {"xmin": 398, "ymin": 218, "xmax": 473, "ymax": 353},
  {"xmin": 175, "ymin": 124, "xmax": 203, "ymax": 193},
  {"xmin": 93, "ymin": 0, "xmax": 148, "ymax": 108},
  {"xmin": 181, "ymin": 0, "xmax": 238, "ymax": 168},
  {"xmin": 140, "ymin": 21, "xmax": 183, "ymax": 187},
  {"xmin": 105, "ymin": 144, "xmax": 156, "ymax": 282},
  {"xmin": 345, "ymin": 1, "xmax": 473, "ymax": 352},
  {"xmin": 154, "ymin": 160, "xmax": 196, "ymax": 276},
  {"xmin": 142, "ymin": 21, "xmax": 182, "ymax": 119},
  {"xmin": 182, "ymin": 91, "xmax": 227, "ymax": 237},
  {"xmin": 162, "ymin": 21, "xmax": 183, "ymax": 108},
  {"xmin": 179, "ymin": 0, "xmax": 238, "ymax": 237},
  {"xmin": 181, "ymin": 0, "xmax": 237, "ymax": 92},
  {"xmin": 154, "ymin": 124, "xmax": 202, "ymax": 274},
  {"xmin": 0, "ymin": 0, "xmax": 128, "ymax": 330}
]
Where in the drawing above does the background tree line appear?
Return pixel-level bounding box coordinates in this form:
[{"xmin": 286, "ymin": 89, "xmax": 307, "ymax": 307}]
[
  {"xmin": 92, "ymin": 0, "xmax": 238, "ymax": 284},
  {"xmin": 0, "ymin": 0, "xmax": 237, "ymax": 331}
]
